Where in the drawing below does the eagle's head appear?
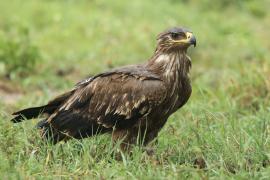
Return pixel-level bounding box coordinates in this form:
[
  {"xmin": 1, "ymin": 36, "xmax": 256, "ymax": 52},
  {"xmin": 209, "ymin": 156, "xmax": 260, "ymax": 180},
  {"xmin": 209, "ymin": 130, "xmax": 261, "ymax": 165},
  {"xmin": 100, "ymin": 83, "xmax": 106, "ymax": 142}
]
[{"xmin": 156, "ymin": 27, "xmax": 196, "ymax": 53}]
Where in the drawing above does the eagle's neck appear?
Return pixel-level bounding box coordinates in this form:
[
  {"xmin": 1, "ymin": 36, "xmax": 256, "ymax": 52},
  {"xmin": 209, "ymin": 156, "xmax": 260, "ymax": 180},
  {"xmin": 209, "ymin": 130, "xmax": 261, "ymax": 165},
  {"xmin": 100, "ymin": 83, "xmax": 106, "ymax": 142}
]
[
  {"xmin": 147, "ymin": 50, "xmax": 192, "ymax": 114},
  {"xmin": 146, "ymin": 51, "xmax": 191, "ymax": 83}
]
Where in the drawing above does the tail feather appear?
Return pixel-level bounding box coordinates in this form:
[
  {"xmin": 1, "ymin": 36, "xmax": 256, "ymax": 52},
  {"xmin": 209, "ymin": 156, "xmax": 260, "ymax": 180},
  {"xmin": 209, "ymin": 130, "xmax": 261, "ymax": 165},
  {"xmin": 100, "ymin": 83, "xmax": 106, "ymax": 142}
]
[
  {"xmin": 11, "ymin": 90, "xmax": 75, "ymax": 123},
  {"xmin": 11, "ymin": 105, "xmax": 54, "ymax": 123}
]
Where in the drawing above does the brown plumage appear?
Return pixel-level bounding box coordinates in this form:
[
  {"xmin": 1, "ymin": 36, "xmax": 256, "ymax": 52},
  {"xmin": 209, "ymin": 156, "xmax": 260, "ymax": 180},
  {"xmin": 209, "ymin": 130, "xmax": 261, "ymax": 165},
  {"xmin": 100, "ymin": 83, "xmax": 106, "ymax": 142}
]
[{"xmin": 11, "ymin": 27, "xmax": 196, "ymax": 150}]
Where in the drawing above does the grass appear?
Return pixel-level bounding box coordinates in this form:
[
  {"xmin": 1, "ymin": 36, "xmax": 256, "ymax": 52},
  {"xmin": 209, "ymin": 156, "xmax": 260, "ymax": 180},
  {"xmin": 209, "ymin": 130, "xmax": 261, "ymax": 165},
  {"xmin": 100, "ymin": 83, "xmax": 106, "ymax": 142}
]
[{"xmin": 0, "ymin": 0, "xmax": 270, "ymax": 179}]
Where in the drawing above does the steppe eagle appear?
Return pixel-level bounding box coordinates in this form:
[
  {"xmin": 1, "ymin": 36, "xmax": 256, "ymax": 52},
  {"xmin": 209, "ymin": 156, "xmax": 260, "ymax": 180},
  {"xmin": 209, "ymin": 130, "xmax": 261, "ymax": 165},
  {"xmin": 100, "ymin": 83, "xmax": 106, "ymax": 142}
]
[{"xmin": 11, "ymin": 27, "xmax": 196, "ymax": 150}]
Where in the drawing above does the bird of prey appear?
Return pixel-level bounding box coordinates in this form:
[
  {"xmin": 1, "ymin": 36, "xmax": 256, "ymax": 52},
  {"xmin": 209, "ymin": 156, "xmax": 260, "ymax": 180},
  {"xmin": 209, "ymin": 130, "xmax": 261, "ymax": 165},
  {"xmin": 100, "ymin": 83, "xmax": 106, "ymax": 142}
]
[{"xmin": 11, "ymin": 27, "xmax": 196, "ymax": 151}]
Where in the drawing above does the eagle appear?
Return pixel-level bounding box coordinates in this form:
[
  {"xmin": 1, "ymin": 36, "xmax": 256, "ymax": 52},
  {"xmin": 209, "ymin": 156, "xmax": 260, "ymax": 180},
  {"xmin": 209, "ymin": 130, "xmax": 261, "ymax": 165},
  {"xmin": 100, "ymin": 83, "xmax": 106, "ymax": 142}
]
[{"xmin": 11, "ymin": 27, "xmax": 196, "ymax": 151}]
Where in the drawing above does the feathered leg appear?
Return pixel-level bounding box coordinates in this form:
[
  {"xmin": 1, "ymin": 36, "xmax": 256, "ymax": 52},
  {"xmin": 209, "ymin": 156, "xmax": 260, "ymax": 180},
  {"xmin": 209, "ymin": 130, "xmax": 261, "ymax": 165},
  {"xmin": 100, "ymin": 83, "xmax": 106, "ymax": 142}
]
[{"xmin": 112, "ymin": 126, "xmax": 159, "ymax": 153}]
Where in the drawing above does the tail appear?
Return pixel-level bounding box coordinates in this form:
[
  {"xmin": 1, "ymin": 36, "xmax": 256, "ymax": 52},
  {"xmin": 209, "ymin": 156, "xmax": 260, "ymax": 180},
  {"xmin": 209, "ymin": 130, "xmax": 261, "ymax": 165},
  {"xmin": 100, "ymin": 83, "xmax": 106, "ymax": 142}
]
[
  {"xmin": 11, "ymin": 105, "xmax": 57, "ymax": 123},
  {"xmin": 11, "ymin": 90, "xmax": 75, "ymax": 123}
]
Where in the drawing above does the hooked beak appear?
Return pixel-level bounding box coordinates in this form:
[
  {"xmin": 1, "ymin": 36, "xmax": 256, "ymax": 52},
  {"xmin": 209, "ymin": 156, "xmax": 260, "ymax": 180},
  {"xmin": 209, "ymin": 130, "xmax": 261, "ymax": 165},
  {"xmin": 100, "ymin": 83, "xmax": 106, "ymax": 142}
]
[{"xmin": 185, "ymin": 32, "xmax": 196, "ymax": 47}]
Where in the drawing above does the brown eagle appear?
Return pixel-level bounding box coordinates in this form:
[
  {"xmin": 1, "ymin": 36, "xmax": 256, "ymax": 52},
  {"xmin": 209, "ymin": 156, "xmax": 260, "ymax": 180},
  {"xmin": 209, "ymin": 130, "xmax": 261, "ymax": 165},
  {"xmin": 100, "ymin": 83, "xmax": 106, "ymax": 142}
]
[{"xmin": 11, "ymin": 27, "xmax": 196, "ymax": 150}]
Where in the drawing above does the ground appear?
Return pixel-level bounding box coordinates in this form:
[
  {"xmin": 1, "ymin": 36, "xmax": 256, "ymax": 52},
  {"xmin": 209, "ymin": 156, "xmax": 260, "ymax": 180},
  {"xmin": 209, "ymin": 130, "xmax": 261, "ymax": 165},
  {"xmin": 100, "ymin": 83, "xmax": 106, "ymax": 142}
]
[{"xmin": 0, "ymin": 0, "xmax": 270, "ymax": 179}]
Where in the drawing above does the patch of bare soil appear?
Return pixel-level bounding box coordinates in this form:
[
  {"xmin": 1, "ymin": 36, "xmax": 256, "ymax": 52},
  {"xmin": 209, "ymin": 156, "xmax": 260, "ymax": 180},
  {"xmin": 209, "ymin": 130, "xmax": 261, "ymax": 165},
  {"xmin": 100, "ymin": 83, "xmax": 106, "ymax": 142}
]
[{"xmin": 0, "ymin": 79, "xmax": 23, "ymax": 105}]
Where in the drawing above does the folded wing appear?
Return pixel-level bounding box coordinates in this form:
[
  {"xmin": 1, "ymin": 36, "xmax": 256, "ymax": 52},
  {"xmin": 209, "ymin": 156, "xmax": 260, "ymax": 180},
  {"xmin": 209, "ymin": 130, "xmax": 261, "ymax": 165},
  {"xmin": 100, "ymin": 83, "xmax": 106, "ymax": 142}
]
[{"xmin": 50, "ymin": 72, "xmax": 167, "ymax": 131}]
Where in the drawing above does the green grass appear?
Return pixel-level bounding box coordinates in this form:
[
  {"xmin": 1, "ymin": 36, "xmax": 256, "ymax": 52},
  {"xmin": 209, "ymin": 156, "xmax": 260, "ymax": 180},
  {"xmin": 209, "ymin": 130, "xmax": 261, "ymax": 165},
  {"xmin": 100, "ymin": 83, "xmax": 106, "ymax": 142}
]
[{"xmin": 0, "ymin": 0, "xmax": 270, "ymax": 179}]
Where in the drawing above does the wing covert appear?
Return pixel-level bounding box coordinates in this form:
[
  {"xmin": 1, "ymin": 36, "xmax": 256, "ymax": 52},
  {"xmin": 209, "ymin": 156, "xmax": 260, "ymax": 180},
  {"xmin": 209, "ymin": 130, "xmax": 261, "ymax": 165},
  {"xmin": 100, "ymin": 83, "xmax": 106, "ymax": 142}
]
[{"xmin": 55, "ymin": 72, "xmax": 166, "ymax": 129}]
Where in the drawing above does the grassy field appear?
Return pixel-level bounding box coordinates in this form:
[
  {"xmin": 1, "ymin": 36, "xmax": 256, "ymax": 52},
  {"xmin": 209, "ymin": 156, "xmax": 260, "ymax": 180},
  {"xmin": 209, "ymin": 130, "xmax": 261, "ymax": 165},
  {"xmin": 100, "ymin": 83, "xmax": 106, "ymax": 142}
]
[{"xmin": 0, "ymin": 0, "xmax": 270, "ymax": 179}]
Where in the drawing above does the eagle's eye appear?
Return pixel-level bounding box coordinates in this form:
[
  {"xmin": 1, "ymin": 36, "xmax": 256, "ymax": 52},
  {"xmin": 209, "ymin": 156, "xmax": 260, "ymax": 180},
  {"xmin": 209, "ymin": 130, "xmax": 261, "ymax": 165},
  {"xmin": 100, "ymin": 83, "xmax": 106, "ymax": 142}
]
[{"xmin": 171, "ymin": 32, "xmax": 185, "ymax": 40}]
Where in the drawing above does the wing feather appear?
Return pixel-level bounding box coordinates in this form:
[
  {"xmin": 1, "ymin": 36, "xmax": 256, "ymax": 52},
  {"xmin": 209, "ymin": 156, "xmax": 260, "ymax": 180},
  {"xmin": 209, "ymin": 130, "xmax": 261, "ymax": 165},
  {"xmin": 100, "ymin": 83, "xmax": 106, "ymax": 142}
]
[{"xmin": 49, "ymin": 70, "xmax": 167, "ymax": 130}]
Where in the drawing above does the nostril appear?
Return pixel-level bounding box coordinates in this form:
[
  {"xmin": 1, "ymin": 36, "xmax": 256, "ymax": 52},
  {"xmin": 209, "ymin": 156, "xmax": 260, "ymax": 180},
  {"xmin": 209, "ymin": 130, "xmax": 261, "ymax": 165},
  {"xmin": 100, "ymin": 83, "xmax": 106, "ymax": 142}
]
[{"xmin": 187, "ymin": 35, "xmax": 190, "ymax": 38}]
